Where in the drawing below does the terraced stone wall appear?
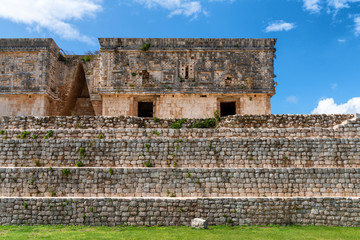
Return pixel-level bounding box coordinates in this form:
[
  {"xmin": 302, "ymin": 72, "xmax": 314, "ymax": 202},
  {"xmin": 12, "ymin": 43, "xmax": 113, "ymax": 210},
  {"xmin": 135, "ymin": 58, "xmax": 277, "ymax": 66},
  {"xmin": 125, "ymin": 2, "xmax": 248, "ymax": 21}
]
[
  {"xmin": 0, "ymin": 114, "xmax": 354, "ymax": 129},
  {"xmin": 1, "ymin": 198, "xmax": 359, "ymax": 226}
]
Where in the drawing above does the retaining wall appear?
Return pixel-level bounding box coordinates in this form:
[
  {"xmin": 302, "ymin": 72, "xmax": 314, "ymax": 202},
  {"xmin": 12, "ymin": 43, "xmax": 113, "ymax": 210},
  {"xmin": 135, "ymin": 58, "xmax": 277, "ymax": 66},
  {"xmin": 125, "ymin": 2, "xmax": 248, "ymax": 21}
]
[
  {"xmin": 1, "ymin": 198, "xmax": 359, "ymax": 226},
  {"xmin": 0, "ymin": 138, "xmax": 359, "ymax": 168},
  {"xmin": 1, "ymin": 168, "xmax": 360, "ymax": 197},
  {"xmin": 1, "ymin": 125, "xmax": 360, "ymax": 140},
  {"xmin": 0, "ymin": 114, "xmax": 354, "ymax": 129}
]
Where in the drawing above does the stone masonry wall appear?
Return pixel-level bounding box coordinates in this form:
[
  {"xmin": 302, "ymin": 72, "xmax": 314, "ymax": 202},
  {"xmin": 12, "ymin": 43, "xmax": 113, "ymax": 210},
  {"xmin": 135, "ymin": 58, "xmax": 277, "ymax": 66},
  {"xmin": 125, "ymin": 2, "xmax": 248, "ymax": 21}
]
[
  {"xmin": 1, "ymin": 168, "xmax": 360, "ymax": 198},
  {"xmin": 1, "ymin": 198, "xmax": 359, "ymax": 226},
  {"xmin": 96, "ymin": 38, "xmax": 276, "ymax": 95},
  {"xmin": 0, "ymin": 138, "xmax": 359, "ymax": 168},
  {"xmin": 0, "ymin": 126, "xmax": 359, "ymax": 141},
  {"xmin": 0, "ymin": 114, "xmax": 354, "ymax": 129},
  {"xmin": 0, "ymin": 114, "xmax": 359, "ymax": 227}
]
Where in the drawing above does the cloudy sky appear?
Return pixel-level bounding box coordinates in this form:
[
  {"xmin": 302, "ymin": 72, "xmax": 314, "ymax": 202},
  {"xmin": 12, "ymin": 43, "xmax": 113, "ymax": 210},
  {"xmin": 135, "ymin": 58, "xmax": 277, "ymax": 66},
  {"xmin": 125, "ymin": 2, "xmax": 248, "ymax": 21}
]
[{"xmin": 1, "ymin": 0, "xmax": 360, "ymax": 114}]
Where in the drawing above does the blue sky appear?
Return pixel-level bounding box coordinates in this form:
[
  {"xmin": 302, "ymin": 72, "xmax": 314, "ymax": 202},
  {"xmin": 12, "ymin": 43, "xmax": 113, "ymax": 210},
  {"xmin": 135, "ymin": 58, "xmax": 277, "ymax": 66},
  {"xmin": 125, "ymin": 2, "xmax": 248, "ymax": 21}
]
[{"xmin": 1, "ymin": 0, "xmax": 360, "ymax": 114}]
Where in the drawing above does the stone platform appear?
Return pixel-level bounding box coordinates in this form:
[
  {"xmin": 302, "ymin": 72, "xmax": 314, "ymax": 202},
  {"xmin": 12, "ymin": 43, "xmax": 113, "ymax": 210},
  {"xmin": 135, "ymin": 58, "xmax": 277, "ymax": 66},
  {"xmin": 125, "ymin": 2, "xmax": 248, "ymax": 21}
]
[{"xmin": 0, "ymin": 114, "xmax": 359, "ymax": 226}]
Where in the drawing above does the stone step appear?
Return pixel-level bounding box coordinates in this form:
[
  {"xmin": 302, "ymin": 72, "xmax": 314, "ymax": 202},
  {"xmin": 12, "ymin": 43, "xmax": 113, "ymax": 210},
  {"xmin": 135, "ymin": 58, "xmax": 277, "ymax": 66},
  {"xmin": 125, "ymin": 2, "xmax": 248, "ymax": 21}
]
[
  {"xmin": 0, "ymin": 138, "xmax": 359, "ymax": 168},
  {"xmin": 0, "ymin": 114, "xmax": 354, "ymax": 130},
  {"xmin": 0, "ymin": 127, "xmax": 359, "ymax": 140},
  {"xmin": 0, "ymin": 197, "xmax": 359, "ymax": 226},
  {"xmin": 1, "ymin": 168, "xmax": 360, "ymax": 198}
]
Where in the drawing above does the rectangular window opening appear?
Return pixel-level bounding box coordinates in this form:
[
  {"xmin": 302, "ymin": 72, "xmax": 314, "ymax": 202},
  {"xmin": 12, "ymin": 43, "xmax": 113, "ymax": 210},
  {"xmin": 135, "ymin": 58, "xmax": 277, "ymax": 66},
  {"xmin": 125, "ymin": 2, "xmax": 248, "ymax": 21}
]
[
  {"xmin": 220, "ymin": 102, "xmax": 236, "ymax": 117},
  {"xmin": 138, "ymin": 102, "xmax": 154, "ymax": 118}
]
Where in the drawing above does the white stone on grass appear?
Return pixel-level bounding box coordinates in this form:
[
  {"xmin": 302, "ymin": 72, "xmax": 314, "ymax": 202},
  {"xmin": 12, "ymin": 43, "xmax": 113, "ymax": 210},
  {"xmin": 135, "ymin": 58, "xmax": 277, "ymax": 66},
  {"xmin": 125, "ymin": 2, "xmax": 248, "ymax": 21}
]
[{"xmin": 191, "ymin": 218, "xmax": 208, "ymax": 229}]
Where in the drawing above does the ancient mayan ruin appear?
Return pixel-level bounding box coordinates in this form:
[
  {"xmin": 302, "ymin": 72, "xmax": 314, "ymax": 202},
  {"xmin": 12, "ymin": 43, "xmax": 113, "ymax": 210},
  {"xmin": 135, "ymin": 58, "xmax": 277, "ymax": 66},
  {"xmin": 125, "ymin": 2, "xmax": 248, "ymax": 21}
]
[
  {"xmin": 0, "ymin": 38, "xmax": 359, "ymax": 227},
  {"xmin": 0, "ymin": 38, "xmax": 276, "ymax": 118}
]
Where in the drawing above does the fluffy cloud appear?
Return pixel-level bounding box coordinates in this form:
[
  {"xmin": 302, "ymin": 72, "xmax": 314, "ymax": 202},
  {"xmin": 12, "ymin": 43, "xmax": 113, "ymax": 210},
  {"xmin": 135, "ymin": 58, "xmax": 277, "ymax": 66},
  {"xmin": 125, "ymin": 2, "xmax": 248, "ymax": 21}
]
[
  {"xmin": 312, "ymin": 97, "xmax": 360, "ymax": 114},
  {"xmin": 354, "ymin": 16, "xmax": 360, "ymax": 36},
  {"xmin": 0, "ymin": 0, "xmax": 102, "ymax": 43},
  {"xmin": 303, "ymin": 0, "xmax": 322, "ymax": 13},
  {"xmin": 134, "ymin": 0, "xmax": 203, "ymax": 17},
  {"xmin": 133, "ymin": 0, "xmax": 234, "ymax": 18},
  {"xmin": 303, "ymin": 0, "xmax": 360, "ymax": 14},
  {"xmin": 302, "ymin": 0, "xmax": 360, "ymax": 36},
  {"xmin": 265, "ymin": 21, "xmax": 296, "ymax": 32}
]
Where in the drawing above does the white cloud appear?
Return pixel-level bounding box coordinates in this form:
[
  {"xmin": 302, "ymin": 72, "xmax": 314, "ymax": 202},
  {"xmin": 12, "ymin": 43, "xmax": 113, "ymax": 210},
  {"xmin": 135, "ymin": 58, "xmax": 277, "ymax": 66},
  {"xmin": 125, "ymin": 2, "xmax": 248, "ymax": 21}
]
[
  {"xmin": 134, "ymin": 0, "xmax": 203, "ymax": 18},
  {"xmin": 354, "ymin": 16, "xmax": 360, "ymax": 36},
  {"xmin": 133, "ymin": 0, "xmax": 234, "ymax": 18},
  {"xmin": 337, "ymin": 39, "xmax": 346, "ymax": 42},
  {"xmin": 265, "ymin": 20, "xmax": 296, "ymax": 32},
  {"xmin": 303, "ymin": 0, "xmax": 322, "ymax": 13},
  {"xmin": 0, "ymin": 0, "xmax": 102, "ymax": 43},
  {"xmin": 303, "ymin": 0, "xmax": 360, "ymax": 13},
  {"xmin": 286, "ymin": 96, "xmax": 298, "ymax": 104},
  {"xmin": 312, "ymin": 97, "xmax": 360, "ymax": 114},
  {"xmin": 327, "ymin": 0, "xmax": 360, "ymax": 11}
]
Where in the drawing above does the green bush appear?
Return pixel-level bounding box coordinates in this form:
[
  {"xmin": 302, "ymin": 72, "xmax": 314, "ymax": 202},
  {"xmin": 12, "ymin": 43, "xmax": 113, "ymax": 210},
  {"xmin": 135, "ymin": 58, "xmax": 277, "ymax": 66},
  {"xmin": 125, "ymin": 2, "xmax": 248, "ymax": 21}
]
[
  {"xmin": 62, "ymin": 169, "xmax": 70, "ymax": 176},
  {"xmin": 190, "ymin": 118, "xmax": 216, "ymax": 128},
  {"xmin": 170, "ymin": 119, "xmax": 187, "ymax": 129},
  {"xmin": 141, "ymin": 43, "xmax": 151, "ymax": 51},
  {"xmin": 20, "ymin": 131, "xmax": 30, "ymax": 139},
  {"xmin": 83, "ymin": 56, "xmax": 91, "ymax": 61},
  {"xmin": 76, "ymin": 161, "xmax": 84, "ymax": 167},
  {"xmin": 145, "ymin": 161, "xmax": 152, "ymax": 167}
]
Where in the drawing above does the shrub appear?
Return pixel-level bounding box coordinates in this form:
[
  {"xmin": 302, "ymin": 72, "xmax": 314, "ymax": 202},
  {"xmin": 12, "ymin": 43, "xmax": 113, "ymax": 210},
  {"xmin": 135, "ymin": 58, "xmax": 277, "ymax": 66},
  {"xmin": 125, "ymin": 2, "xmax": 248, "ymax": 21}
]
[
  {"xmin": 78, "ymin": 147, "xmax": 86, "ymax": 159},
  {"xmin": 76, "ymin": 161, "xmax": 84, "ymax": 167},
  {"xmin": 23, "ymin": 203, "xmax": 28, "ymax": 209},
  {"xmin": 31, "ymin": 134, "xmax": 38, "ymax": 139},
  {"xmin": 0, "ymin": 130, "xmax": 4, "ymax": 134},
  {"xmin": 153, "ymin": 117, "xmax": 159, "ymax": 122},
  {"xmin": 82, "ymin": 56, "xmax": 91, "ymax": 61},
  {"xmin": 170, "ymin": 119, "xmax": 187, "ymax": 129},
  {"xmin": 214, "ymin": 110, "xmax": 221, "ymax": 125},
  {"xmin": 145, "ymin": 161, "xmax": 152, "ymax": 167},
  {"xmin": 141, "ymin": 43, "xmax": 151, "ymax": 51},
  {"xmin": 20, "ymin": 131, "xmax": 30, "ymax": 139},
  {"xmin": 108, "ymin": 168, "xmax": 114, "ymax": 175},
  {"xmin": 97, "ymin": 134, "xmax": 103, "ymax": 139},
  {"xmin": 44, "ymin": 130, "xmax": 54, "ymax": 139},
  {"xmin": 190, "ymin": 118, "xmax": 216, "ymax": 128},
  {"xmin": 131, "ymin": 72, "xmax": 137, "ymax": 76},
  {"xmin": 62, "ymin": 169, "xmax": 70, "ymax": 176},
  {"xmin": 145, "ymin": 143, "xmax": 150, "ymax": 149}
]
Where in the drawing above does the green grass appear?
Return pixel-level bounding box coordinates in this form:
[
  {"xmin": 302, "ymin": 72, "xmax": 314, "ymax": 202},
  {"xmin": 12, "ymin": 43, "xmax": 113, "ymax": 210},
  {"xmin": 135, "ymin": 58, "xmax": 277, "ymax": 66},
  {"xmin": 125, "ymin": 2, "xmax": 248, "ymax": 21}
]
[{"xmin": 0, "ymin": 225, "xmax": 360, "ymax": 240}]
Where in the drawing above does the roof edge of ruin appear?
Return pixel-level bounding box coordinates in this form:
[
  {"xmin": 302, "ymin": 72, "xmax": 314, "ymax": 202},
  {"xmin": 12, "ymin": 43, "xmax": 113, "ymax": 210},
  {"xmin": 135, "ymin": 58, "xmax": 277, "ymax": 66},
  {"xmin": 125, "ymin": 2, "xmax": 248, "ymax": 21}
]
[
  {"xmin": 98, "ymin": 38, "xmax": 277, "ymax": 50},
  {"xmin": 0, "ymin": 38, "xmax": 60, "ymax": 53}
]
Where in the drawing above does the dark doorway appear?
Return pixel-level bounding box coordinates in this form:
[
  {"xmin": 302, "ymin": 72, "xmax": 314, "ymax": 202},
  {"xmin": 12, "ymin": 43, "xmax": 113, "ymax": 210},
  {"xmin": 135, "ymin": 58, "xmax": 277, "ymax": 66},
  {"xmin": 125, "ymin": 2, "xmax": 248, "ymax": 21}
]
[
  {"xmin": 220, "ymin": 102, "xmax": 236, "ymax": 117},
  {"xmin": 138, "ymin": 102, "xmax": 153, "ymax": 117}
]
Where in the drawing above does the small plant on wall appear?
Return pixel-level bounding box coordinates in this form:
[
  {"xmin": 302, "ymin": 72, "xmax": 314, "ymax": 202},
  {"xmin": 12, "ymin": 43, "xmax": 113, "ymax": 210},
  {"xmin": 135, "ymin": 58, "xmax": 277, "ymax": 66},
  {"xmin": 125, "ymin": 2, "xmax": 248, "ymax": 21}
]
[{"xmin": 141, "ymin": 43, "xmax": 151, "ymax": 51}]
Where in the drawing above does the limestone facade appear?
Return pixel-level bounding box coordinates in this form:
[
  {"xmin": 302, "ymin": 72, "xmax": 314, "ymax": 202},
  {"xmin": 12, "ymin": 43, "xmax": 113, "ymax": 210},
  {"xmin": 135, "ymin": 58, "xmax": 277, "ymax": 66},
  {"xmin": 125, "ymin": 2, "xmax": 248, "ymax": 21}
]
[{"xmin": 0, "ymin": 38, "xmax": 277, "ymax": 118}]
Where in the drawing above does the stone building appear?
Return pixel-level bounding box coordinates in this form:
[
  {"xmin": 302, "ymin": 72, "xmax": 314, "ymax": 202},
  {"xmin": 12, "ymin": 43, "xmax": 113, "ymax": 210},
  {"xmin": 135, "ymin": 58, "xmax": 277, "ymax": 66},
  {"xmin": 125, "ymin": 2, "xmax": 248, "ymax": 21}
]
[{"xmin": 0, "ymin": 38, "xmax": 277, "ymax": 118}]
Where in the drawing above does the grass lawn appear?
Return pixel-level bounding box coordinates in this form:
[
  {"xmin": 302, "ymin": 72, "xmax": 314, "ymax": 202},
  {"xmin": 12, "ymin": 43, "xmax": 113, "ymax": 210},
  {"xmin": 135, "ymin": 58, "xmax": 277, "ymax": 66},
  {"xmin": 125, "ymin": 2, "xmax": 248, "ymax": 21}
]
[{"xmin": 1, "ymin": 225, "xmax": 360, "ymax": 240}]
